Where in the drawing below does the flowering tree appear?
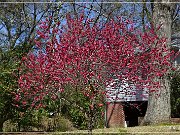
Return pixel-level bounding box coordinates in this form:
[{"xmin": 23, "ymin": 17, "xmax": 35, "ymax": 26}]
[{"xmin": 14, "ymin": 14, "xmax": 174, "ymax": 131}]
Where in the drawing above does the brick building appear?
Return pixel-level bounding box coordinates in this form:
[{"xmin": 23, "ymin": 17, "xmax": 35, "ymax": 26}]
[{"xmin": 105, "ymin": 79, "xmax": 148, "ymax": 128}]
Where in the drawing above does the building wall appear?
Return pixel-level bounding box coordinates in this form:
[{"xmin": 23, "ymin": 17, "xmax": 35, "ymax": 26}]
[
  {"xmin": 106, "ymin": 102, "xmax": 125, "ymax": 127},
  {"xmin": 171, "ymin": 118, "xmax": 180, "ymax": 124}
]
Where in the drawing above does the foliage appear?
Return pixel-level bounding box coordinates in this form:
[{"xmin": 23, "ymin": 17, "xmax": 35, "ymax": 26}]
[
  {"xmin": 3, "ymin": 109, "xmax": 75, "ymax": 132},
  {"xmin": 0, "ymin": 48, "xmax": 23, "ymax": 131},
  {"xmin": 15, "ymin": 13, "xmax": 175, "ymax": 131},
  {"xmin": 0, "ymin": 1, "xmax": 64, "ymax": 131},
  {"xmin": 40, "ymin": 114, "xmax": 75, "ymax": 132},
  {"xmin": 60, "ymin": 86, "xmax": 104, "ymax": 129}
]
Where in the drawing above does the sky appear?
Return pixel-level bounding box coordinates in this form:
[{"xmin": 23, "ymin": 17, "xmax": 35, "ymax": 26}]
[{"xmin": 0, "ymin": 1, "xmax": 179, "ymax": 51}]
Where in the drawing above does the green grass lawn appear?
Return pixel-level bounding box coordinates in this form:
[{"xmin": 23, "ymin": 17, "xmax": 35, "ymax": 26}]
[
  {"xmin": 47, "ymin": 125, "xmax": 180, "ymax": 135},
  {"xmin": 65, "ymin": 125, "xmax": 180, "ymax": 135},
  {"xmin": 1, "ymin": 125, "xmax": 180, "ymax": 135}
]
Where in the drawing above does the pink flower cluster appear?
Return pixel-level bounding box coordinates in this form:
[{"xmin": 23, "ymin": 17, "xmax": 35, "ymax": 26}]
[{"xmin": 15, "ymin": 14, "xmax": 174, "ymax": 109}]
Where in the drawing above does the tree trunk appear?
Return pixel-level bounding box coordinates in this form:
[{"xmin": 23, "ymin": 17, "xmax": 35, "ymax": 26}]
[
  {"xmin": 142, "ymin": 79, "xmax": 171, "ymax": 125},
  {"xmin": 141, "ymin": 1, "xmax": 173, "ymax": 125}
]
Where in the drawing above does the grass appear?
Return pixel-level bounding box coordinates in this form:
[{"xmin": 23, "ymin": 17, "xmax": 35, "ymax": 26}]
[
  {"xmin": 52, "ymin": 125, "xmax": 180, "ymax": 134},
  {"xmin": 156, "ymin": 123, "xmax": 180, "ymax": 126},
  {"xmin": 126, "ymin": 125, "xmax": 180, "ymax": 135},
  {"xmin": 1, "ymin": 125, "xmax": 180, "ymax": 135}
]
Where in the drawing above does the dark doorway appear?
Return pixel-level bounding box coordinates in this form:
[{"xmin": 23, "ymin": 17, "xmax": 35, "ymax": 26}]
[{"xmin": 123, "ymin": 101, "xmax": 147, "ymax": 127}]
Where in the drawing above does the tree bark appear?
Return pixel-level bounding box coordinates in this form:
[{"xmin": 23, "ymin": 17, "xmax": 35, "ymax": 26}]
[
  {"xmin": 141, "ymin": 1, "xmax": 173, "ymax": 125},
  {"xmin": 142, "ymin": 79, "xmax": 171, "ymax": 125}
]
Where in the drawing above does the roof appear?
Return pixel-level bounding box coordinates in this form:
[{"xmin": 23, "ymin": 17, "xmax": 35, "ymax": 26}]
[
  {"xmin": 171, "ymin": 32, "xmax": 180, "ymax": 48},
  {"xmin": 106, "ymin": 80, "xmax": 149, "ymax": 102}
]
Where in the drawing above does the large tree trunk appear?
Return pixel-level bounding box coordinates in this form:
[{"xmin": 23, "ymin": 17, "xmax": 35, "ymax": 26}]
[
  {"xmin": 142, "ymin": 79, "xmax": 171, "ymax": 125},
  {"xmin": 141, "ymin": 1, "xmax": 173, "ymax": 125}
]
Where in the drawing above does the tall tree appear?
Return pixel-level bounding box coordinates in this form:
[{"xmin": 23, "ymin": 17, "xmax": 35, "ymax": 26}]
[
  {"xmin": 0, "ymin": 1, "xmax": 62, "ymax": 131},
  {"xmin": 142, "ymin": 0, "xmax": 176, "ymax": 125},
  {"xmin": 16, "ymin": 14, "xmax": 173, "ymax": 132}
]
